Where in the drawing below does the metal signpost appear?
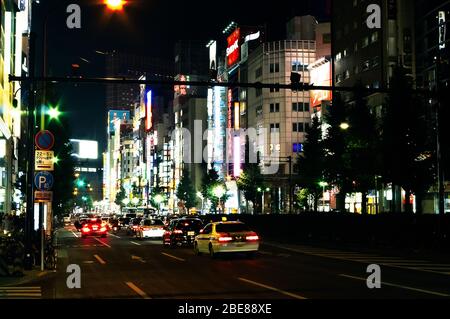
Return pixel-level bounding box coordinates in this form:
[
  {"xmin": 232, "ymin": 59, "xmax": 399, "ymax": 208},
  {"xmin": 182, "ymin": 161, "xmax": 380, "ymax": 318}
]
[{"xmin": 34, "ymin": 130, "xmax": 55, "ymax": 271}]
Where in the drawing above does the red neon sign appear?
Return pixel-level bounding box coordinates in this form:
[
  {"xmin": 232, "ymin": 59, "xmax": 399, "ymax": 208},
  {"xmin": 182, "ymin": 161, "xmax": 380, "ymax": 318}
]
[{"xmin": 227, "ymin": 28, "xmax": 240, "ymax": 68}]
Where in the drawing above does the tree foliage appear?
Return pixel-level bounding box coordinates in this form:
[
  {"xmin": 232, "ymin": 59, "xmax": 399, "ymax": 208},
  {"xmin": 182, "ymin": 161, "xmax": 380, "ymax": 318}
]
[{"xmin": 176, "ymin": 169, "xmax": 197, "ymax": 209}]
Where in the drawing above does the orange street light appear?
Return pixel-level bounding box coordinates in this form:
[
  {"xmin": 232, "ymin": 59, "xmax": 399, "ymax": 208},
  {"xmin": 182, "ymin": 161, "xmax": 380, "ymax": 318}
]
[{"xmin": 105, "ymin": 0, "xmax": 125, "ymax": 11}]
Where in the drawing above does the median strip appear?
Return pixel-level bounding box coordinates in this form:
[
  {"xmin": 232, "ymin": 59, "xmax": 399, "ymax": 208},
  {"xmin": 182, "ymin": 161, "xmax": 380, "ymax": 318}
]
[
  {"xmin": 125, "ymin": 282, "xmax": 151, "ymax": 299},
  {"xmin": 94, "ymin": 255, "xmax": 106, "ymax": 265},
  {"xmin": 94, "ymin": 237, "xmax": 111, "ymax": 248},
  {"xmin": 238, "ymin": 277, "xmax": 307, "ymax": 300},
  {"xmin": 339, "ymin": 274, "xmax": 450, "ymax": 297},
  {"xmin": 161, "ymin": 252, "xmax": 185, "ymax": 262}
]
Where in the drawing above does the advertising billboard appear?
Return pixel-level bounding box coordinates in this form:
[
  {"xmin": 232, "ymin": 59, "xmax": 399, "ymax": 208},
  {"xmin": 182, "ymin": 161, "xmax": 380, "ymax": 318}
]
[
  {"xmin": 108, "ymin": 110, "xmax": 130, "ymax": 134},
  {"xmin": 309, "ymin": 59, "xmax": 332, "ymax": 107},
  {"xmin": 70, "ymin": 139, "xmax": 99, "ymax": 160},
  {"xmin": 227, "ymin": 28, "xmax": 240, "ymax": 68}
]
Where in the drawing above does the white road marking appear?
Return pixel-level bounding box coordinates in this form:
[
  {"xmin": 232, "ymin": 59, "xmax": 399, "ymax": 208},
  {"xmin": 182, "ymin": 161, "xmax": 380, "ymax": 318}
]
[
  {"xmin": 340, "ymin": 274, "xmax": 450, "ymax": 297},
  {"xmin": 125, "ymin": 282, "xmax": 151, "ymax": 299},
  {"xmin": 161, "ymin": 252, "xmax": 185, "ymax": 262},
  {"xmin": 109, "ymin": 233, "xmax": 121, "ymax": 239},
  {"xmin": 130, "ymin": 241, "xmax": 141, "ymax": 246},
  {"xmin": 71, "ymin": 231, "xmax": 79, "ymax": 238},
  {"xmin": 238, "ymin": 277, "xmax": 307, "ymax": 300},
  {"xmin": 94, "ymin": 254, "xmax": 106, "ymax": 265},
  {"xmin": 94, "ymin": 237, "xmax": 111, "ymax": 248}
]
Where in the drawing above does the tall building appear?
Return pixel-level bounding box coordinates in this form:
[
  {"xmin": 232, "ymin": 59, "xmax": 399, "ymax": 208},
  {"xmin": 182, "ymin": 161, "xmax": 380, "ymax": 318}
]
[
  {"xmin": 0, "ymin": 1, "xmax": 31, "ymax": 216},
  {"xmin": 172, "ymin": 41, "xmax": 209, "ymax": 212},
  {"xmin": 331, "ymin": 0, "xmax": 416, "ymax": 213},
  {"xmin": 105, "ymin": 51, "xmax": 173, "ymax": 110}
]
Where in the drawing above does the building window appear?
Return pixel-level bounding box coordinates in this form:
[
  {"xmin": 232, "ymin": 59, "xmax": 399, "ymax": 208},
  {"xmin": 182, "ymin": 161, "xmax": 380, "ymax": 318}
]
[
  {"xmin": 293, "ymin": 122, "xmax": 309, "ymax": 132},
  {"xmin": 255, "ymin": 87, "xmax": 262, "ymax": 97},
  {"xmin": 255, "ymin": 67, "xmax": 262, "ymax": 79},
  {"xmin": 323, "ymin": 33, "xmax": 331, "ymax": 44},
  {"xmin": 270, "ymin": 63, "xmax": 280, "ymax": 73},
  {"xmin": 292, "ymin": 102, "xmax": 310, "ymax": 112},
  {"xmin": 292, "ymin": 61, "xmax": 307, "ymax": 71},
  {"xmin": 270, "ymin": 103, "xmax": 280, "ymax": 113},
  {"xmin": 293, "ymin": 143, "xmax": 303, "ymax": 153},
  {"xmin": 270, "ymin": 87, "xmax": 280, "ymax": 93},
  {"xmin": 270, "ymin": 123, "xmax": 280, "ymax": 133}
]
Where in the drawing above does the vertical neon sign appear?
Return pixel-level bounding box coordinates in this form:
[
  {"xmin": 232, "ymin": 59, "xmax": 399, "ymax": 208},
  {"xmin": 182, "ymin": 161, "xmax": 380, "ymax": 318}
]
[{"xmin": 146, "ymin": 90, "xmax": 153, "ymax": 131}]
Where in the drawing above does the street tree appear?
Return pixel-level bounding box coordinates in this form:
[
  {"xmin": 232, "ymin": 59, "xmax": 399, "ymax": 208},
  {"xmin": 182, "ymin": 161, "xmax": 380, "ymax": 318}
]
[
  {"xmin": 297, "ymin": 115, "xmax": 325, "ymax": 212},
  {"xmin": 323, "ymin": 93, "xmax": 352, "ymax": 211},
  {"xmin": 176, "ymin": 169, "xmax": 197, "ymax": 210},
  {"xmin": 237, "ymin": 136, "xmax": 265, "ymax": 214},
  {"xmin": 346, "ymin": 83, "xmax": 380, "ymax": 214},
  {"xmin": 382, "ymin": 67, "xmax": 434, "ymax": 213}
]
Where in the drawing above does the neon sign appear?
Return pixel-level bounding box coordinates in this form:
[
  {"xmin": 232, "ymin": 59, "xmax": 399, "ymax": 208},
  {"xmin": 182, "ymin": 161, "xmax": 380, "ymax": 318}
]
[
  {"xmin": 227, "ymin": 28, "xmax": 240, "ymax": 68},
  {"xmin": 146, "ymin": 90, "xmax": 152, "ymax": 131}
]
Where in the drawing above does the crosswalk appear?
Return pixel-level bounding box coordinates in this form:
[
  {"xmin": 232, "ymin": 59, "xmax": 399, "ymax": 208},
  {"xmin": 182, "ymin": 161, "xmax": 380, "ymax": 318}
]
[
  {"xmin": 0, "ymin": 286, "xmax": 42, "ymax": 299},
  {"xmin": 265, "ymin": 243, "xmax": 450, "ymax": 276}
]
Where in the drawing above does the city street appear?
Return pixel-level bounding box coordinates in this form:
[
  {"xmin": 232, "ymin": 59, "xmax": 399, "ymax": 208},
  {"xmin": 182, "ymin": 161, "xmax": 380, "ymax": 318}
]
[{"xmin": 3, "ymin": 226, "xmax": 450, "ymax": 299}]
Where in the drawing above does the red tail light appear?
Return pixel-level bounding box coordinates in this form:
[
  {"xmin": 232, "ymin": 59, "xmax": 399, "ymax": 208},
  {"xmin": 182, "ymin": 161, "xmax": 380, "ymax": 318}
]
[
  {"xmin": 82, "ymin": 227, "xmax": 90, "ymax": 233},
  {"xmin": 173, "ymin": 230, "xmax": 183, "ymax": 234},
  {"xmin": 218, "ymin": 236, "xmax": 233, "ymax": 242},
  {"xmin": 100, "ymin": 227, "xmax": 107, "ymax": 232},
  {"xmin": 246, "ymin": 235, "xmax": 259, "ymax": 241}
]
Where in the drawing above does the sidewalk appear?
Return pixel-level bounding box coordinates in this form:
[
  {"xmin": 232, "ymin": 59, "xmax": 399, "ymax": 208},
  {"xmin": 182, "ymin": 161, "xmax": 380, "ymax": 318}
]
[{"xmin": 0, "ymin": 269, "xmax": 51, "ymax": 287}]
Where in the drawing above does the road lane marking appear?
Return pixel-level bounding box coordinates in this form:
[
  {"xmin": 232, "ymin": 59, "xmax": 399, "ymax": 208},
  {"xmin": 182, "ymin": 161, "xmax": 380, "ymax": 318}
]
[
  {"xmin": 71, "ymin": 231, "xmax": 79, "ymax": 238},
  {"xmin": 94, "ymin": 255, "xmax": 106, "ymax": 265},
  {"xmin": 132, "ymin": 255, "xmax": 146, "ymax": 263},
  {"xmin": 0, "ymin": 287, "xmax": 42, "ymax": 299},
  {"xmin": 109, "ymin": 233, "xmax": 121, "ymax": 239},
  {"xmin": 125, "ymin": 282, "xmax": 151, "ymax": 299},
  {"xmin": 83, "ymin": 261, "xmax": 94, "ymax": 264},
  {"xmin": 161, "ymin": 252, "xmax": 185, "ymax": 262},
  {"xmin": 130, "ymin": 241, "xmax": 141, "ymax": 246},
  {"xmin": 94, "ymin": 237, "xmax": 111, "ymax": 248},
  {"xmin": 339, "ymin": 274, "xmax": 450, "ymax": 297},
  {"xmin": 238, "ymin": 277, "xmax": 307, "ymax": 300}
]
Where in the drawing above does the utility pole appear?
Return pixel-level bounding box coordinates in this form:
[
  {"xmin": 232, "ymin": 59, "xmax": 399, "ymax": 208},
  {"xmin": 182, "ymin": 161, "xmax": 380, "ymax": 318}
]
[
  {"xmin": 24, "ymin": 31, "xmax": 36, "ymax": 270},
  {"xmin": 288, "ymin": 156, "xmax": 292, "ymax": 215}
]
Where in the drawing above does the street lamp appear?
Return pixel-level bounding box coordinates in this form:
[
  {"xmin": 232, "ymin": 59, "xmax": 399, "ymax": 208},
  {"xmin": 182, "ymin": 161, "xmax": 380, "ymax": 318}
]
[
  {"xmin": 47, "ymin": 106, "xmax": 61, "ymax": 120},
  {"xmin": 131, "ymin": 197, "xmax": 140, "ymax": 207},
  {"xmin": 213, "ymin": 185, "xmax": 226, "ymax": 214},
  {"xmin": 197, "ymin": 192, "xmax": 204, "ymax": 214},
  {"xmin": 105, "ymin": 0, "xmax": 125, "ymax": 11},
  {"xmin": 319, "ymin": 181, "xmax": 329, "ymax": 212},
  {"xmin": 340, "ymin": 122, "xmax": 350, "ymax": 130}
]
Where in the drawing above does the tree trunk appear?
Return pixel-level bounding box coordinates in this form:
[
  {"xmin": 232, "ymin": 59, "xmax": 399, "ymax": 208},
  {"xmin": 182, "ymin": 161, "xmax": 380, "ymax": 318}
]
[
  {"xmin": 404, "ymin": 189, "xmax": 413, "ymax": 213},
  {"xmin": 361, "ymin": 191, "xmax": 368, "ymax": 215}
]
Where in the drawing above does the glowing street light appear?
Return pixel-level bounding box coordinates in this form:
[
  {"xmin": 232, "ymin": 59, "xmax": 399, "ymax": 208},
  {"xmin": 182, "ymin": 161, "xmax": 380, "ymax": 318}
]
[
  {"xmin": 213, "ymin": 185, "xmax": 226, "ymax": 214},
  {"xmin": 105, "ymin": 0, "xmax": 125, "ymax": 11},
  {"xmin": 340, "ymin": 122, "xmax": 350, "ymax": 130},
  {"xmin": 319, "ymin": 181, "xmax": 329, "ymax": 212},
  {"xmin": 47, "ymin": 107, "xmax": 61, "ymax": 120}
]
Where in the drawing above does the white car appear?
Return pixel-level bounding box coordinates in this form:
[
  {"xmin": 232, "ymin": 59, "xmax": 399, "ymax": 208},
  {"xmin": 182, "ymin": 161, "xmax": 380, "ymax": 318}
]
[
  {"xmin": 194, "ymin": 221, "xmax": 260, "ymax": 258},
  {"xmin": 136, "ymin": 219, "xmax": 165, "ymax": 239}
]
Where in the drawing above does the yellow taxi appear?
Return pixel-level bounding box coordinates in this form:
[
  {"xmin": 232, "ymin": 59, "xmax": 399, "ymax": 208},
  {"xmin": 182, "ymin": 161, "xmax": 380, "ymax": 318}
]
[{"xmin": 194, "ymin": 221, "xmax": 260, "ymax": 258}]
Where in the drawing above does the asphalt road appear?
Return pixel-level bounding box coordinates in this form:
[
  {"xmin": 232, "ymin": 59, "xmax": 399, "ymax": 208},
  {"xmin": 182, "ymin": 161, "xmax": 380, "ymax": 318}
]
[{"xmin": 3, "ymin": 226, "xmax": 450, "ymax": 299}]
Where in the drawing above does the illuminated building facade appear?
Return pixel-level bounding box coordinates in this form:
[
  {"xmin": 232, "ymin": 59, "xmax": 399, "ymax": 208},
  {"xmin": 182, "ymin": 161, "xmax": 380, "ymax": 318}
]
[{"xmin": 0, "ymin": 0, "xmax": 31, "ymax": 216}]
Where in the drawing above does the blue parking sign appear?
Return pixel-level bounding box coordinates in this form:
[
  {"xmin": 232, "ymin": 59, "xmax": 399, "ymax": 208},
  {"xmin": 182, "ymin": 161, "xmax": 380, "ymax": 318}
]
[{"xmin": 34, "ymin": 172, "xmax": 54, "ymax": 191}]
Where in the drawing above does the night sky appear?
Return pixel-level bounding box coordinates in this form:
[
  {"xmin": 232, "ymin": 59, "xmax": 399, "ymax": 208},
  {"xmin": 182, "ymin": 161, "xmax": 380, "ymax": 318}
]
[{"xmin": 37, "ymin": 0, "xmax": 330, "ymax": 150}]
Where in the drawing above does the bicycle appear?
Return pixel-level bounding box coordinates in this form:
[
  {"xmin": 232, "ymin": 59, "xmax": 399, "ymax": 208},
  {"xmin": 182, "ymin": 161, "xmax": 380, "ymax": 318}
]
[{"xmin": 44, "ymin": 233, "xmax": 58, "ymax": 270}]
